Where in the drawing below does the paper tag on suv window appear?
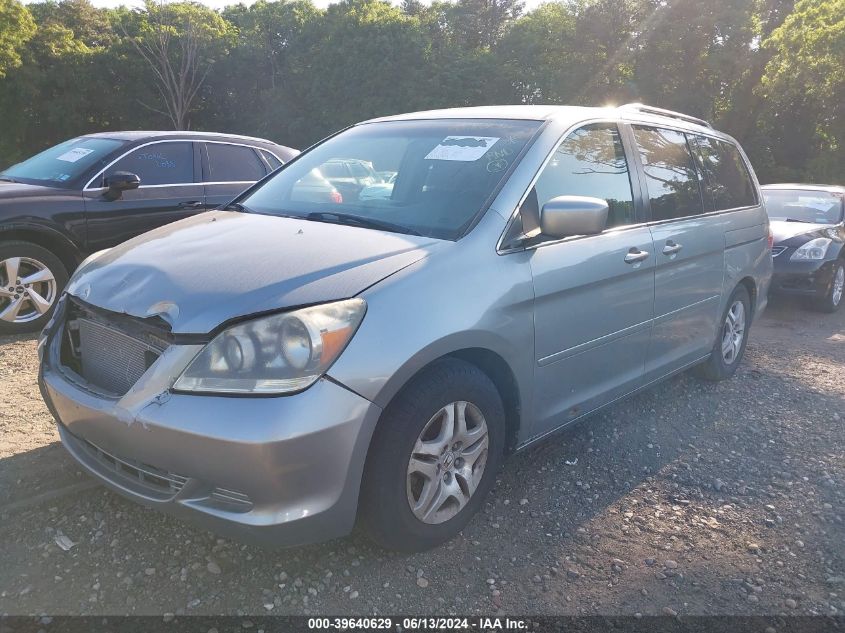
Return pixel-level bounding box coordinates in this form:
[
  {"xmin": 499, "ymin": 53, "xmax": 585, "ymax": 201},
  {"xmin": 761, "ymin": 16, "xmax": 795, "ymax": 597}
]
[
  {"xmin": 56, "ymin": 147, "xmax": 95, "ymax": 163},
  {"xmin": 425, "ymin": 137, "xmax": 500, "ymax": 161}
]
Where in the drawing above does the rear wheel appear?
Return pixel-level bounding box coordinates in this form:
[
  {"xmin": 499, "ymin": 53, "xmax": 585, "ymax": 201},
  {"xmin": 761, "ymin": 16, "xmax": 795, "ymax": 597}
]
[
  {"xmin": 360, "ymin": 358, "xmax": 505, "ymax": 552},
  {"xmin": 693, "ymin": 285, "xmax": 751, "ymax": 382},
  {"xmin": 0, "ymin": 241, "xmax": 68, "ymax": 335},
  {"xmin": 813, "ymin": 260, "xmax": 844, "ymax": 313}
]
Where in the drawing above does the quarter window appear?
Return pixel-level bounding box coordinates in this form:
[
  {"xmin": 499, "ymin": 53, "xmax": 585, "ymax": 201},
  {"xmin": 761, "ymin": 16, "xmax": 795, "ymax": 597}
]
[
  {"xmin": 106, "ymin": 142, "xmax": 194, "ymax": 187},
  {"xmin": 632, "ymin": 126, "xmax": 703, "ymax": 221},
  {"xmin": 206, "ymin": 144, "xmax": 266, "ymax": 182},
  {"xmin": 692, "ymin": 136, "xmax": 757, "ymax": 211},
  {"xmin": 527, "ymin": 123, "xmax": 636, "ymax": 230},
  {"xmin": 260, "ymin": 150, "xmax": 283, "ymax": 170}
]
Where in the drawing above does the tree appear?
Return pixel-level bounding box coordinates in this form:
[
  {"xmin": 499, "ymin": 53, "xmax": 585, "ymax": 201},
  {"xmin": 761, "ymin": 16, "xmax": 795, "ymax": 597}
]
[
  {"xmin": 0, "ymin": 0, "xmax": 36, "ymax": 78},
  {"xmin": 629, "ymin": 0, "xmax": 758, "ymax": 119},
  {"xmin": 757, "ymin": 0, "xmax": 845, "ymax": 181},
  {"xmin": 120, "ymin": 0, "xmax": 233, "ymax": 130},
  {"xmin": 447, "ymin": 0, "xmax": 523, "ymax": 50}
]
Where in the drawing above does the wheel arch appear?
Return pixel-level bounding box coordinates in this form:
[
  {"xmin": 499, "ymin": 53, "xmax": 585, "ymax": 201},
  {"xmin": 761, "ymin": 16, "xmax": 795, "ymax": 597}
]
[
  {"xmin": 737, "ymin": 276, "xmax": 757, "ymax": 317},
  {"xmin": 0, "ymin": 225, "xmax": 84, "ymax": 276},
  {"xmin": 366, "ymin": 346, "xmax": 525, "ymax": 460}
]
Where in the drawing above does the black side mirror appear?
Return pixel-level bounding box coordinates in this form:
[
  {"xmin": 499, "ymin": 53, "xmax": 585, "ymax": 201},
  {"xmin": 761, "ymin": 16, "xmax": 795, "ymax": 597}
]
[{"xmin": 103, "ymin": 171, "xmax": 140, "ymax": 200}]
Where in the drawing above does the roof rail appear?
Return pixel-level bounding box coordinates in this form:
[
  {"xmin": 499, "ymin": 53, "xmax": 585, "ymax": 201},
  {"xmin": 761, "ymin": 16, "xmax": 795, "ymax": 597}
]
[{"xmin": 618, "ymin": 103, "xmax": 712, "ymax": 129}]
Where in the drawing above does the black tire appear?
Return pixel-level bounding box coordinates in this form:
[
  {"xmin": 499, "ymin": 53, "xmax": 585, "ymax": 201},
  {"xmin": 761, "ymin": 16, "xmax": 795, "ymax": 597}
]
[
  {"xmin": 812, "ymin": 260, "xmax": 844, "ymax": 313},
  {"xmin": 693, "ymin": 285, "xmax": 751, "ymax": 382},
  {"xmin": 0, "ymin": 240, "xmax": 68, "ymax": 335},
  {"xmin": 359, "ymin": 358, "xmax": 505, "ymax": 552}
]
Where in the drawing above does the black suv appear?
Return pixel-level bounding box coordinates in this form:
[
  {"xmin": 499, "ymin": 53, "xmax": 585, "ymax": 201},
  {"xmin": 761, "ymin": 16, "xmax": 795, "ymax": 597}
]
[{"xmin": 0, "ymin": 131, "xmax": 297, "ymax": 333}]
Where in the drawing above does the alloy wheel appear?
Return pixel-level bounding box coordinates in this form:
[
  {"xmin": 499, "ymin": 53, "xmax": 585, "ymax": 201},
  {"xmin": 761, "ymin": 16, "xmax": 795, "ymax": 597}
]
[
  {"xmin": 721, "ymin": 299, "xmax": 746, "ymax": 365},
  {"xmin": 406, "ymin": 401, "xmax": 489, "ymax": 525},
  {"xmin": 0, "ymin": 257, "xmax": 57, "ymax": 324},
  {"xmin": 832, "ymin": 265, "xmax": 844, "ymax": 307}
]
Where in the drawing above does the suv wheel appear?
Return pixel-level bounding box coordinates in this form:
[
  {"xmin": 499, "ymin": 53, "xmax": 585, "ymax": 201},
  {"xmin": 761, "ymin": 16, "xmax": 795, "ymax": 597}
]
[
  {"xmin": 693, "ymin": 285, "xmax": 751, "ymax": 382},
  {"xmin": 814, "ymin": 260, "xmax": 844, "ymax": 313},
  {"xmin": 0, "ymin": 241, "xmax": 68, "ymax": 335},
  {"xmin": 360, "ymin": 358, "xmax": 505, "ymax": 552}
]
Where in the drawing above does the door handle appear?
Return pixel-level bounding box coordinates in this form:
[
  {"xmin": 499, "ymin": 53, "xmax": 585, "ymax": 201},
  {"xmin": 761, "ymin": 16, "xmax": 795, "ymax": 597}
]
[
  {"xmin": 178, "ymin": 201, "xmax": 203, "ymax": 209},
  {"xmin": 624, "ymin": 248, "xmax": 650, "ymax": 264},
  {"xmin": 662, "ymin": 240, "xmax": 683, "ymax": 256}
]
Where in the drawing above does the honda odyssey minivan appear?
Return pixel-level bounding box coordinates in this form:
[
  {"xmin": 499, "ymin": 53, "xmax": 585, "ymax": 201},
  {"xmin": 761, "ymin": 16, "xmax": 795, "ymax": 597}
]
[{"xmin": 38, "ymin": 104, "xmax": 772, "ymax": 551}]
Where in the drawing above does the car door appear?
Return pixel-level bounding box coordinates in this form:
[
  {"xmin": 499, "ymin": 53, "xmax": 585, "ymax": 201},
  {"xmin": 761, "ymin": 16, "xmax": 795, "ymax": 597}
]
[
  {"xmin": 202, "ymin": 142, "xmax": 271, "ymax": 209},
  {"xmin": 527, "ymin": 122, "xmax": 656, "ymax": 436},
  {"xmin": 83, "ymin": 141, "xmax": 204, "ymax": 251},
  {"xmin": 629, "ymin": 125, "xmax": 725, "ymax": 379}
]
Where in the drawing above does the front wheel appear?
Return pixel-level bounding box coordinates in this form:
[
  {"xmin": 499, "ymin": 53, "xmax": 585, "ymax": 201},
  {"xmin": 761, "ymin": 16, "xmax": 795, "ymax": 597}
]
[
  {"xmin": 360, "ymin": 358, "xmax": 505, "ymax": 552},
  {"xmin": 693, "ymin": 285, "xmax": 751, "ymax": 382},
  {"xmin": 813, "ymin": 260, "xmax": 844, "ymax": 313},
  {"xmin": 0, "ymin": 241, "xmax": 68, "ymax": 335}
]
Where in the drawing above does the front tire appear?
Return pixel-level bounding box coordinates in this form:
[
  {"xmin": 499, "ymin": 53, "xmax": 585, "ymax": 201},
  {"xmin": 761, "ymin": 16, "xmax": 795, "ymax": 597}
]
[
  {"xmin": 813, "ymin": 260, "xmax": 844, "ymax": 313},
  {"xmin": 360, "ymin": 358, "xmax": 505, "ymax": 552},
  {"xmin": 693, "ymin": 285, "xmax": 751, "ymax": 382},
  {"xmin": 0, "ymin": 241, "xmax": 68, "ymax": 335}
]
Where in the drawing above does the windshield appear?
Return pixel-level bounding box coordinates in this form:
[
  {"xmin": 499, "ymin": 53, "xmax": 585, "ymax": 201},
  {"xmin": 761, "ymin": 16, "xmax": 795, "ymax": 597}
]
[
  {"xmin": 240, "ymin": 119, "xmax": 542, "ymax": 239},
  {"xmin": 1, "ymin": 137, "xmax": 127, "ymax": 186},
  {"xmin": 763, "ymin": 189, "xmax": 844, "ymax": 224}
]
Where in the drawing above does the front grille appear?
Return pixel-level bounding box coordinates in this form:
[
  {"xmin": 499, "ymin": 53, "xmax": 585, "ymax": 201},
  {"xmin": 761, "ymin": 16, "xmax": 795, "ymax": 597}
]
[
  {"xmin": 80, "ymin": 438, "xmax": 188, "ymax": 496},
  {"xmin": 60, "ymin": 301, "xmax": 169, "ymax": 397},
  {"xmin": 771, "ymin": 246, "xmax": 788, "ymax": 257}
]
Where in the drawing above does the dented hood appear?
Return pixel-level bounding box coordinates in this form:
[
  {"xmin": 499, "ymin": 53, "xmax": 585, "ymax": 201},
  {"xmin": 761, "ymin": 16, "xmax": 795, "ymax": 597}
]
[{"xmin": 67, "ymin": 210, "xmax": 440, "ymax": 334}]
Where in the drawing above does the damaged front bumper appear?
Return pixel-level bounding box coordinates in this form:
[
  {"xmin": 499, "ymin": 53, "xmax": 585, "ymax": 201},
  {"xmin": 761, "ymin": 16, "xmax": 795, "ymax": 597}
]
[{"xmin": 38, "ymin": 297, "xmax": 382, "ymax": 547}]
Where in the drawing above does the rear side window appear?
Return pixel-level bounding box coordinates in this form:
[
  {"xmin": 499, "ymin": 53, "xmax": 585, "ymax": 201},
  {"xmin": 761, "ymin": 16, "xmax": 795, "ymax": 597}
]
[
  {"xmin": 107, "ymin": 142, "xmax": 194, "ymax": 186},
  {"xmin": 692, "ymin": 136, "xmax": 757, "ymax": 211},
  {"xmin": 206, "ymin": 144, "xmax": 266, "ymax": 182},
  {"xmin": 632, "ymin": 126, "xmax": 703, "ymax": 221},
  {"xmin": 529, "ymin": 123, "xmax": 636, "ymax": 229}
]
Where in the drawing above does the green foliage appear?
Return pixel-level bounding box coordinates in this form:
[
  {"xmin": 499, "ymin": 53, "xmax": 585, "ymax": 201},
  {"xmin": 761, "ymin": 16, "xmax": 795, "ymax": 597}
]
[
  {"xmin": 758, "ymin": 0, "xmax": 845, "ymax": 181},
  {"xmin": 0, "ymin": 0, "xmax": 36, "ymax": 77},
  {"xmin": 0, "ymin": 0, "xmax": 841, "ymax": 184}
]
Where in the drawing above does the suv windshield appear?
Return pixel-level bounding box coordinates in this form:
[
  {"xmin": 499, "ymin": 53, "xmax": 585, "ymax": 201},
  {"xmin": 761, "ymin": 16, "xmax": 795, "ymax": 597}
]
[
  {"xmin": 763, "ymin": 189, "xmax": 844, "ymax": 224},
  {"xmin": 240, "ymin": 119, "xmax": 542, "ymax": 239},
  {"xmin": 1, "ymin": 137, "xmax": 127, "ymax": 187}
]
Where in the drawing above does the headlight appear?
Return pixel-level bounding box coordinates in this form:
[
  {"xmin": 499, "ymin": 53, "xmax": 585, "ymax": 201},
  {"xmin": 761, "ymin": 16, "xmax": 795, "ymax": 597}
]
[
  {"xmin": 790, "ymin": 237, "xmax": 831, "ymax": 261},
  {"xmin": 173, "ymin": 298, "xmax": 366, "ymax": 394}
]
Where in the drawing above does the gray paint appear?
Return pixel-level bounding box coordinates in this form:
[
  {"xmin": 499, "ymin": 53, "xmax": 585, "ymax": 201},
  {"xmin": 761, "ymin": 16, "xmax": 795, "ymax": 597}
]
[
  {"xmin": 540, "ymin": 196, "xmax": 609, "ymax": 238},
  {"xmin": 67, "ymin": 210, "xmax": 441, "ymax": 333},
  {"xmin": 41, "ymin": 105, "xmax": 773, "ymax": 547}
]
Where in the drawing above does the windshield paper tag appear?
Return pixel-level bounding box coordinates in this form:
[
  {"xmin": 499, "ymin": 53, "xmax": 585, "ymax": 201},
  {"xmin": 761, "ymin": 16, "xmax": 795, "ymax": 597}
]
[
  {"xmin": 56, "ymin": 148, "xmax": 95, "ymax": 163},
  {"xmin": 425, "ymin": 137, "xmax": 500, "ymax": 161}
]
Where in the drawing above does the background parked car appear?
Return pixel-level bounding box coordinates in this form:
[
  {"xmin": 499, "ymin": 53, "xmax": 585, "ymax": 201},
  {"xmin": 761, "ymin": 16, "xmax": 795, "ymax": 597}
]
[
  {"xmin": 319, "ymin": 158, "xmax": 381, "ymax": 201},
  {"xmin": 762, "ymin": 184, "xmax": 845, "ymax": 312},
  {"xmin": 0, "ymin": 132, "xmax": 297, "ymax": 333},
  {"xmin": 290, "ymin": 168, "xmax": 343, "ymax": 203}
]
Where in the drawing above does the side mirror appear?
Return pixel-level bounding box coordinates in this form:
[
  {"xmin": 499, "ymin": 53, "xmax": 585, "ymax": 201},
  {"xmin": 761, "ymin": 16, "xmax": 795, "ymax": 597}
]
[
  {"xmin": 103, "ymin": 171, "xmax": 140, "ymax": 200},
  {"xmin": 540, "ymin": 195, "xmax": 609, "ymax": 238}
]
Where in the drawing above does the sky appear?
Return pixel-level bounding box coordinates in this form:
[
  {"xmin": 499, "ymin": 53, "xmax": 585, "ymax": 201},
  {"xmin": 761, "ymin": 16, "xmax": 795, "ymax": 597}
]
[{"xmin": 25, "ymin": 0, "xmax": 549, "ymax": 13}]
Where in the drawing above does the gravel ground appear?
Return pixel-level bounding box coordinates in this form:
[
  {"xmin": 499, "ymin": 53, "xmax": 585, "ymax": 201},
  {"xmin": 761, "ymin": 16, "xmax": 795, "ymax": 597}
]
[{"xmin": 0, "ymin": 296, "xmax": 843, "ymax": 617}]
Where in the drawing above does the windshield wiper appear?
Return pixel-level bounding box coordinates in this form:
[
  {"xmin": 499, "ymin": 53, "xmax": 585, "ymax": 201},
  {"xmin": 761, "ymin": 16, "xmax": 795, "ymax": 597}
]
[
  {"xmin": 784, "ymin": 217, "xmax": 815, "ymax": 223},
  {"xmin": 0, "ymin": 176, "xmax": 17, "ymax": 183},
  {"xmin": 306, "ymin": 211, "xmax": 422, "ymax": 236}
]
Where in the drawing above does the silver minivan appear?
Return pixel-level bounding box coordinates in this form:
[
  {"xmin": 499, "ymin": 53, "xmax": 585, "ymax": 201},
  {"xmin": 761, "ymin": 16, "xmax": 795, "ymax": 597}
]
[{"xmin": 38, "ymin": 104, "xmax": 772, "ymax": 551}]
